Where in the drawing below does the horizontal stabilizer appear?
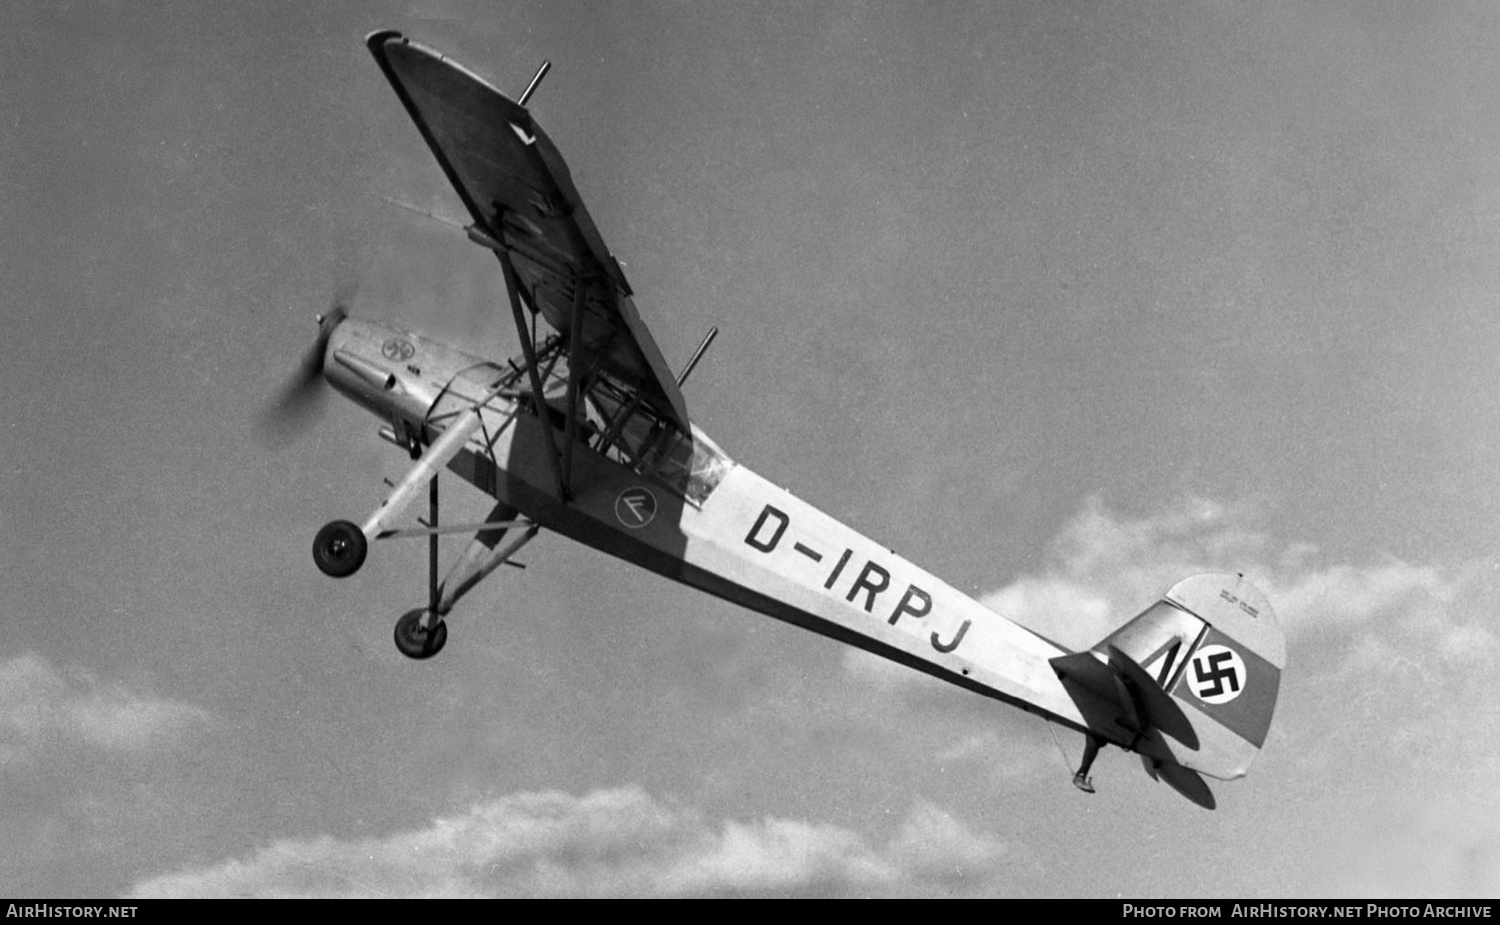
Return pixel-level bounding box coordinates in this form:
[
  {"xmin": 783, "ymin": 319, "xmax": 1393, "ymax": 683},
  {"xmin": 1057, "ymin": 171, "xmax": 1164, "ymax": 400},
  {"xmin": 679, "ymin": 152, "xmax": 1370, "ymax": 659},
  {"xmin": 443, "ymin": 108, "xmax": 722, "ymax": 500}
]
[
  {"xmin": 1106, "ymin": 645, "xmax": 1199, "ymax": 749},
  {"xmin": 1142, "ymin": 756, "xmax": 1216, "ymax": 810},
  {"xmin": 1050, "ymin": 648, "xmax": 1198, "ymax": 749}
]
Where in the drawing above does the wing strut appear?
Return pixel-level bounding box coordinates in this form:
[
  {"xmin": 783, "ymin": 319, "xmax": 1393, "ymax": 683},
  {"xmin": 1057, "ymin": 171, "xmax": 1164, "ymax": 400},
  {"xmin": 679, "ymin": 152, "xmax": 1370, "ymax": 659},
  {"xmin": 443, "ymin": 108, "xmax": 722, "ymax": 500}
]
[
  {"xmin": 498, "ymin": 246, "xmax": 569, "ymax": 501},
  {"xmin": 427, "ymin": 465, "xmax": 439, "ymax": 617},
  {"xmin": 560, "ymin": 275, "xmax": 586, "ymax": 493}
]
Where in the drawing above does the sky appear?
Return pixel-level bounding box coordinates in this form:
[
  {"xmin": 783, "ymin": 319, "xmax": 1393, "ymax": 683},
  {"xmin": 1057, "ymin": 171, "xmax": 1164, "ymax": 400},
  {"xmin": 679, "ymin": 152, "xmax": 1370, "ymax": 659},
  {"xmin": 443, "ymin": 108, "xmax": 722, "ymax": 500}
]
[{"xmin": 3, "ymin": 0, "xmax": 1499, "ymax": 898}]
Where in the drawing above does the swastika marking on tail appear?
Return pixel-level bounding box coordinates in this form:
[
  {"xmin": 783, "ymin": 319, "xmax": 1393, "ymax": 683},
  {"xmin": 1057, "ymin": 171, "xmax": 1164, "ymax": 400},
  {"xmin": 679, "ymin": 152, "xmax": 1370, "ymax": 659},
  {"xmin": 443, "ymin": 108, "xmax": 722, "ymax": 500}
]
[{"xmin": 1188, "ymin": 644, "xmax": 1246, "ymax": 705}]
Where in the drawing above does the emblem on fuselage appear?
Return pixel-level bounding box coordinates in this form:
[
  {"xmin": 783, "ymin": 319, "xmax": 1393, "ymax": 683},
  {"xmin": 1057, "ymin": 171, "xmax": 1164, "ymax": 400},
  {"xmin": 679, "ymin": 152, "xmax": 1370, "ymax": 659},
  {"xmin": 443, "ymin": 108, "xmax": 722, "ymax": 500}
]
[
  {"xmin": 381, "ymin": 338, "xmax": 416, "ymax": 362},
  {"xmin": 614, "ymin": 487, "xmax": 657, "ymax": 528}
]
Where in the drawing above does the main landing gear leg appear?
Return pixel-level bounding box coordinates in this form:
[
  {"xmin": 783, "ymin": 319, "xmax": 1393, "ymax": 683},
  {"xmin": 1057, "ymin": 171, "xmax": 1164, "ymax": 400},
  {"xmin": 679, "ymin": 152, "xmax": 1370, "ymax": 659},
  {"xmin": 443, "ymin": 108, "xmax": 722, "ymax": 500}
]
[
  {"xmin": 310, "ymin": 409, "xmax": 484, "ymax": 581},
  {"xmin": 394, "ymin": 468, "xmax": 448, "ymax": 660},
  {"xmin": 390, "ymin": 497, "xmax": 539, "ymax": 659},
  {"xmin": 311, "ymin": 411, "xmax": 487, "ymax": 658},
  {"xmin": 311, "ymin": 410, "xmax": 526, "ymax": 660},
  {"xmin": 433, "ymin": 502, "xmax": 521, "ymax": 612}
]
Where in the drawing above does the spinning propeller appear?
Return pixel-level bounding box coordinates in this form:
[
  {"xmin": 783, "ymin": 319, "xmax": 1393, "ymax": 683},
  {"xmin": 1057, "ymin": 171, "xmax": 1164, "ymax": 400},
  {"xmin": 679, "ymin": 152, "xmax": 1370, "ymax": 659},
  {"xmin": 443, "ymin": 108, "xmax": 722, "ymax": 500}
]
[{"xmin": 257, "ymin": 293, "xmax": 351, "ymax": 447}]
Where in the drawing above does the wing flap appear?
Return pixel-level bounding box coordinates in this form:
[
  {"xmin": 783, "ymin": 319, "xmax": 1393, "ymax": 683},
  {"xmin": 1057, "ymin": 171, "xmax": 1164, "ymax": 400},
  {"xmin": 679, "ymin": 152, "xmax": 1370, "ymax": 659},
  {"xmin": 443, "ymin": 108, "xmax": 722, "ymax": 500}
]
[{"xmin": 367, "ymin": 31, "xmax": 690, "ymax": 430}]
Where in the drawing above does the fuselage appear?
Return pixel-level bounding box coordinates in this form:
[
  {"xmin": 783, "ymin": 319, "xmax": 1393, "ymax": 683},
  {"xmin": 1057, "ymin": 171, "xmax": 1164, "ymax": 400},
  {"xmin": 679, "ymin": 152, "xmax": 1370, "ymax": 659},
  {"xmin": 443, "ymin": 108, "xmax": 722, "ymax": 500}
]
[{"xmin": 325, "ymin": 316, "xmax": 1122, "ymax": 740}]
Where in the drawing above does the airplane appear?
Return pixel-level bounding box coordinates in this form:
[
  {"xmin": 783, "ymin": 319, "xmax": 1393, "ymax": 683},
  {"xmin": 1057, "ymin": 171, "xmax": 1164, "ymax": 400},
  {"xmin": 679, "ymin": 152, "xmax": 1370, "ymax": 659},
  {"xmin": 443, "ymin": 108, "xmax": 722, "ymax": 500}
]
[{"xmin": 266, "ymin": 30, "xmax": 1285, "ymax": 810}]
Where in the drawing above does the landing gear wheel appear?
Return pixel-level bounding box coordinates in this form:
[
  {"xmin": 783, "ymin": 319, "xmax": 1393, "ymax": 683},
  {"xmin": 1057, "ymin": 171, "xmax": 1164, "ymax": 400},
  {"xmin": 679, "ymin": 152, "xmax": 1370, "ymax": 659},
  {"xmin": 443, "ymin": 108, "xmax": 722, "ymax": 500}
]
[
  {"xmin": 313, "ymin": 520, "xmax": 367, "ymax": 578},
  {"xmin": 394, "ymin": 608, "xmax": 447, "ymax": 660}
]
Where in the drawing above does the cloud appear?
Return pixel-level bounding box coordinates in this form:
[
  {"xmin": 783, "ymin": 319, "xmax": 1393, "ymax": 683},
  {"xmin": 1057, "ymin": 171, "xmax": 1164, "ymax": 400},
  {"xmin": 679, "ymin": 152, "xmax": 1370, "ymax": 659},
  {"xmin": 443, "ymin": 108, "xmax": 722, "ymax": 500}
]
[
  {"xmin": 831, "ymin": 493, "xmax": 1497, "ymax": 790},
  {"xmin": 978, "ymin": 495, "xmax": 1278, "ymax": 647},
  {"xmin": 1267, "ymin": 560, "xmax": 1498, "ymax": 677},
  {"xmin": 0, "ymin": 653, "xmax": 210, "ymax": 765},
  {"xmin": 1302, "ymin": 793, "xmax": 1500, "ymax": 899},
  {"xmin": 934, "ymin": 731, "xmax": 1053, "ymax": 784},
  {"xmin": 886, "ymin": 799, "xmax": 1008, "ymax": 887},
  {"xmin": 128, "ymin": 786, "xmax": 1008, "ymax": 898},
  {"xmin": 944, "ymin": 495, "xmax": 1500, "ymax": 786},
  {"xmin": 1273, "ymin": 561, "xmax": 1449, "ymax": 629},
  {"xmin": 965, "ymin": 495, "xmax": 1497, "ymax": 676}
]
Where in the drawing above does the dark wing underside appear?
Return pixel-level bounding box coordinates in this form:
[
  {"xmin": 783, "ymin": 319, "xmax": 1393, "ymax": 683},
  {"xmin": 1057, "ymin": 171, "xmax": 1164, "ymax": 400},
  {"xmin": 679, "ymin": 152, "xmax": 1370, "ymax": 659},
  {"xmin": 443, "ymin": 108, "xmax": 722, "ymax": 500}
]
[{"xmin": 367, "ymin": 30, "xmax": 690, "ymax": 430}]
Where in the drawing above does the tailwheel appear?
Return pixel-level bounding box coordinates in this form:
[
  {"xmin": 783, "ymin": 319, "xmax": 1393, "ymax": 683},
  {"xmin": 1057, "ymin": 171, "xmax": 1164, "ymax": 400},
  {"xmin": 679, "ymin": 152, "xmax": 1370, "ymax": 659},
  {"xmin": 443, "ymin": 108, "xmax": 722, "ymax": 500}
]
[
  {"xmin": 394, "ymin": 608, "xmax": 447, "ymax": 660},
  {"xmin": 313, "ymin": 520, "xmax": 367, "ymax": 578}
]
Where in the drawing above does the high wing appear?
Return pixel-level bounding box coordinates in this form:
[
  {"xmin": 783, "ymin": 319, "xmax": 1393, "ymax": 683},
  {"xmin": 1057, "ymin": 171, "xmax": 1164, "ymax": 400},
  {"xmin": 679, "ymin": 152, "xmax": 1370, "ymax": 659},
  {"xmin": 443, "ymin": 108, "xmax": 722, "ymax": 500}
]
[{"xmin": 367, "ymin": 30, "xmax": 690, "ymax": 431}]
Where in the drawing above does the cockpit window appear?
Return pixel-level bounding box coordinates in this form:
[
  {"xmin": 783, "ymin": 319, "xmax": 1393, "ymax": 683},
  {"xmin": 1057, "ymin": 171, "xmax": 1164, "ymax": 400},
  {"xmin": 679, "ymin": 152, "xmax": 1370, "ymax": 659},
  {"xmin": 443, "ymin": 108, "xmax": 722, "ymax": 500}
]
[
  {"xmin": 637, "ymin": 425, "xmax": 732, "ymax": 505},
  {"xmin": 449, "ymin": 345, "xmax": 734, "ymax": 507},
  {"xmin": 587, "ymin": 385, "xmax": 732, "ymax": 505}
]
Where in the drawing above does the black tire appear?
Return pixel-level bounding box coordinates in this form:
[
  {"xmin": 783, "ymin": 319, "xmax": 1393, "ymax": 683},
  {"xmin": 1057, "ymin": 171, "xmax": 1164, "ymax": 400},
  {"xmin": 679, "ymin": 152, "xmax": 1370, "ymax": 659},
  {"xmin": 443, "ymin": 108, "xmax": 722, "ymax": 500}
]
[
  {"xmin": 313, "ymin": 520, "xmax": 367, "ymax": 578},
  {"xmin": 394, "ymin": 608, "xmax": 447, "ymax": 660}
]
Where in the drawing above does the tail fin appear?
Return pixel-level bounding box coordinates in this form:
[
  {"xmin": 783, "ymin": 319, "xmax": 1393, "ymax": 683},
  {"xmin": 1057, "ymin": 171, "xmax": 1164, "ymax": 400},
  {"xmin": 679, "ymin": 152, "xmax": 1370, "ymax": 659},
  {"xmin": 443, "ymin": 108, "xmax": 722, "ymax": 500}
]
[{"xmin": 1052, "ymin": 573, "xmax": 1285, "ymax": 806}]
